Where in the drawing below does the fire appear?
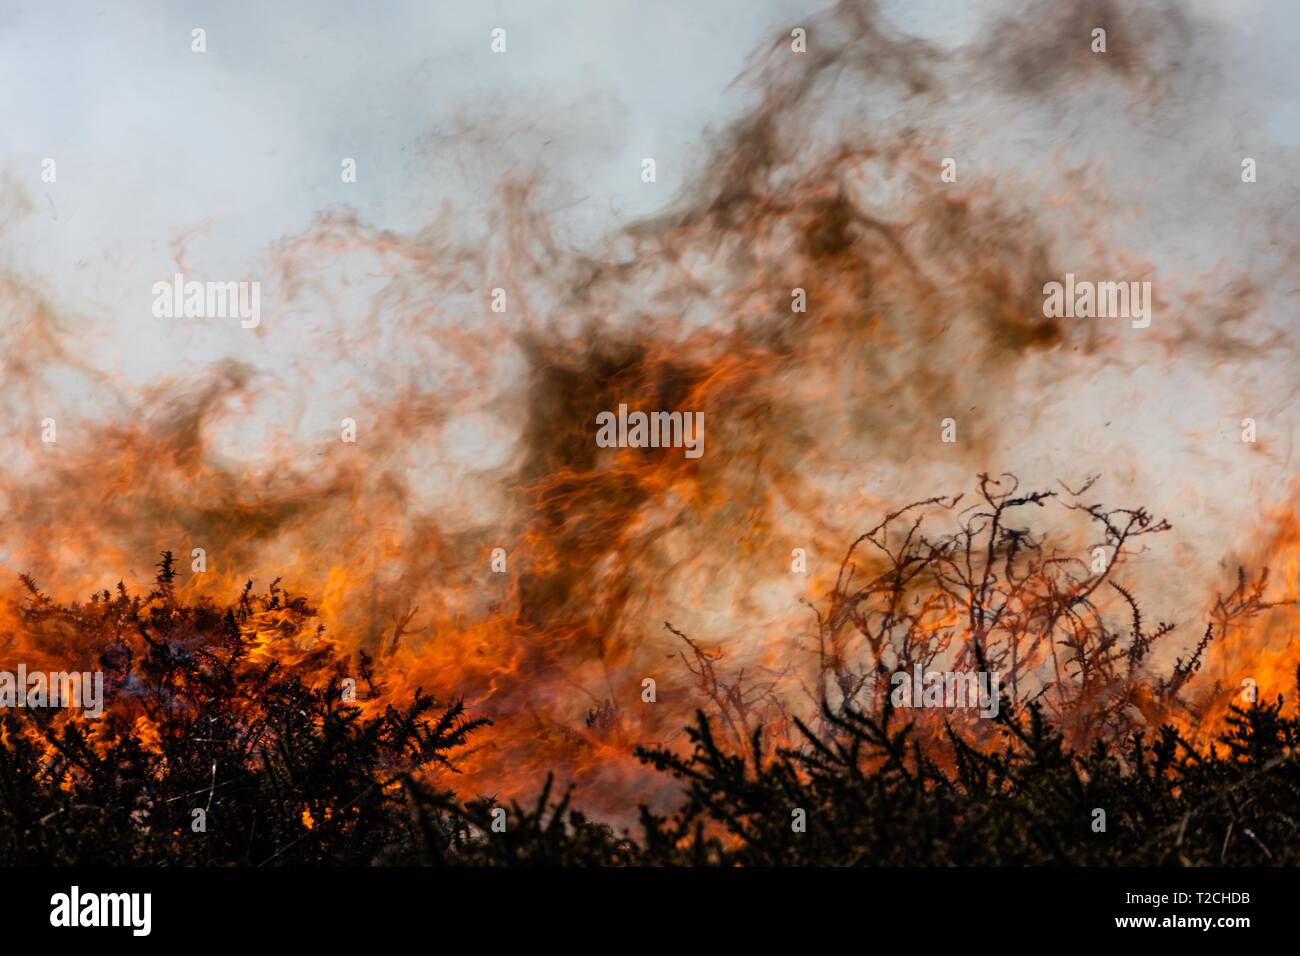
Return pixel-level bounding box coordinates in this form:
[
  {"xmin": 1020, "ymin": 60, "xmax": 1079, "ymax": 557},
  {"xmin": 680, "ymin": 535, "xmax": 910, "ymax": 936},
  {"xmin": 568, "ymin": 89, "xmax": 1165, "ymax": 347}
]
[{"xmin": 1, "ymin": 0, "xmax": 1297, "ymax": 824}]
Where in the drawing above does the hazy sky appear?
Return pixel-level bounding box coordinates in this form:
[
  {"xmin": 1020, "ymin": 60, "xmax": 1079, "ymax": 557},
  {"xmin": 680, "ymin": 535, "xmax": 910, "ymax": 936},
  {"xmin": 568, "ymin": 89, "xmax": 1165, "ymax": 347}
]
[
  {"xmin": 3, "ymin": 1, "xmax": 1296, "ymax": 391},
  {"xmin": 2, "ymin": 0, "xmax": 1297, "ymax": 609}
]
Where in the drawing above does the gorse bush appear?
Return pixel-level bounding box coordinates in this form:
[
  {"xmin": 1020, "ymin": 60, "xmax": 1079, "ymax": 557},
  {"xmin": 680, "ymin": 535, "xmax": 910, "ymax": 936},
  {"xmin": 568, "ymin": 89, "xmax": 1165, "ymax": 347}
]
[
  {"xmin": 633, "ymin": 690, "xmax": 1300, "ymax": 865},
  {"xmin": 0, "ymin": 556, "xmax": 488, "ymax": 865},
  {"xmin": 1, "ymin": 483, "xmax": 1297, "ymax": 866}
]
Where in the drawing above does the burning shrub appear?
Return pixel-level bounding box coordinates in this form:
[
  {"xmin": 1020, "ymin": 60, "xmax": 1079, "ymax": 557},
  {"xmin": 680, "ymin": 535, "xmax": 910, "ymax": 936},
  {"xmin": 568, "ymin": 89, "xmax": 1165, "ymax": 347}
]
[
  {"xmin": 802, "ymin": 474, "xmax": 1201, "ymax": 749},
  {"xmin": 633, "ymin": 690, "xmax": 1300, "ymax": 865},
  {"xmin": 1, "ymin": 478, "xmax": 1296, "ymax": 866},
  {"xmin": 0, "ymin": 555, "xmax": 488, "ymax": 865},
  {"xmin": 665, "ymin": 473, "xmax": 1284, "ymax": 766}
]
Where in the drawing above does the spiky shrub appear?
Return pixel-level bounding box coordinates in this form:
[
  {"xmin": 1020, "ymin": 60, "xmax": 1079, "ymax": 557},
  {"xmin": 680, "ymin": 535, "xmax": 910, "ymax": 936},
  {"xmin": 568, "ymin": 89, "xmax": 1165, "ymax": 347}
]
[
  {"xmin": 0, "ymin": 555, "xmax": 487, "ymax": 865},
  {"xmin": 801, "ymin": 474, "xmax": 1206, "ymax": 749},
  {"xmin": 1, "ymin": 477, "xmax": 1296, "ymax": 866},
  {"xmin": 659, "ymin": 475, "xmax": 1279, "ymax": 767},
  {"xmin": 632, "ymin": 687, "xmax": 1300, "ymax": 865}
]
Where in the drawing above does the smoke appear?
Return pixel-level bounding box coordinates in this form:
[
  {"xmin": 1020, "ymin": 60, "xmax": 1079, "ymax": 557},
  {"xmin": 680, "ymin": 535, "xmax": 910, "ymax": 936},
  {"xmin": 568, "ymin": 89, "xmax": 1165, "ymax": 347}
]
[{"xmin": 1, "ymin": 0, "xmax": 1297, "ymax": 816}]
